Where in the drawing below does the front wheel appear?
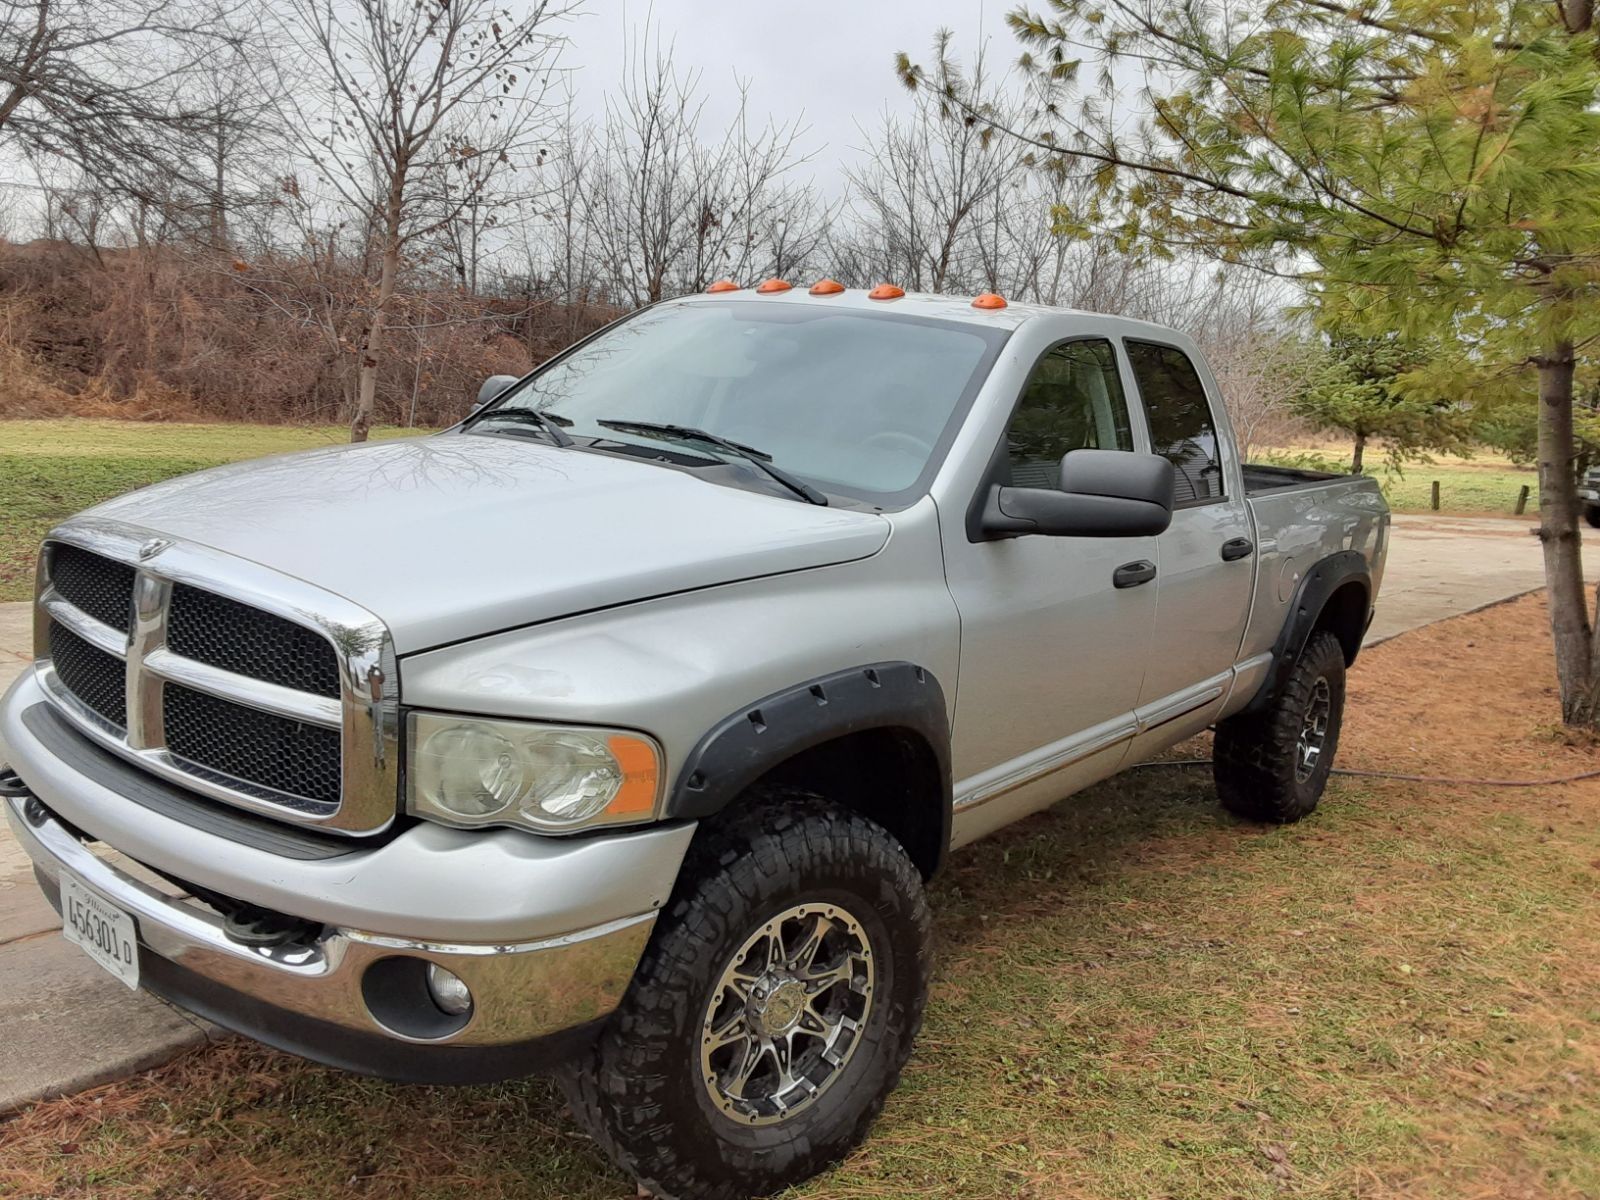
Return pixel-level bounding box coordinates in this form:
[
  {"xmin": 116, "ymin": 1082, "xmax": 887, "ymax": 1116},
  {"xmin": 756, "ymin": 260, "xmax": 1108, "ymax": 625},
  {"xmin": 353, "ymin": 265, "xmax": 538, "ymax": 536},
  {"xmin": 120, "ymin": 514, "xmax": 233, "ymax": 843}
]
[
  {"xmin": 561, "ymin": 792, "xmax": 933, "ymax": 1200},
  {"xmin": 1584, "ymin": 504, "xmax": 1600, "ymax": 530},
  {"xmin": 1213, "ymin": 630, "xmax": 1347, "ymax": 823}
]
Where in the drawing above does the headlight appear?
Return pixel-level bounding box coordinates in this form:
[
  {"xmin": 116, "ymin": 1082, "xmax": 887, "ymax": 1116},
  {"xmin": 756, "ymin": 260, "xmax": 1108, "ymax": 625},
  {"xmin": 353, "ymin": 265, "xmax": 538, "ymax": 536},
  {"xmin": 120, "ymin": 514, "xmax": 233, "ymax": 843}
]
[{"xmin": 406, "ymin": 712, "xmax": 662, "ymax": 833}]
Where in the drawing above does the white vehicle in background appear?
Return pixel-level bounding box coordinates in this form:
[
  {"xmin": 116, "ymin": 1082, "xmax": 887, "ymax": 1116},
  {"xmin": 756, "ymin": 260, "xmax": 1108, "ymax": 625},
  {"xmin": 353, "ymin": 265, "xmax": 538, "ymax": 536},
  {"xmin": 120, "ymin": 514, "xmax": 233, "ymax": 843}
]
[{"xmin": 2, "ymin": 279, "xmax": 1386, "ymax": 1199}]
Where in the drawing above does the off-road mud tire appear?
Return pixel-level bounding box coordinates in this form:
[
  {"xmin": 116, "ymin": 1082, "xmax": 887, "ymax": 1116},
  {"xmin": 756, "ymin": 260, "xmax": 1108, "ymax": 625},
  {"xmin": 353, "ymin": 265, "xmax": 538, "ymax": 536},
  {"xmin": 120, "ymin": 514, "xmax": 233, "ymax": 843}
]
[
  {"xmin": 558, "ymin": 790, "xmax": 933, "ymax": 1200},
  {"xmin": 1213, "ymin": 630, "xmax": 1347, "ymax": 823}
]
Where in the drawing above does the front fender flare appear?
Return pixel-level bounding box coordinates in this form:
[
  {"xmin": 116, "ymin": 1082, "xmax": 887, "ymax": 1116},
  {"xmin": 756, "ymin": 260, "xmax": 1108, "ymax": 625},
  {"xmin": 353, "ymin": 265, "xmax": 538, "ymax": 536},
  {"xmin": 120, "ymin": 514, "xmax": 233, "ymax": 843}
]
[{"xmin": 667, "ymin": 661, "xmax": 951, "ymax": 829}]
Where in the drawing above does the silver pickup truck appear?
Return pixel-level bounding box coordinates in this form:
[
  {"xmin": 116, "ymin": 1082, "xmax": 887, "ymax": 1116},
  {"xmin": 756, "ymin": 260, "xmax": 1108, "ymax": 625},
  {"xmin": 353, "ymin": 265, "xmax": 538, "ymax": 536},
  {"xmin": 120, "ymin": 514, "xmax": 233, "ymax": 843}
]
[{"xmin": 1, "ymin": 286, "xmax": 1387, "ymax": 1200}]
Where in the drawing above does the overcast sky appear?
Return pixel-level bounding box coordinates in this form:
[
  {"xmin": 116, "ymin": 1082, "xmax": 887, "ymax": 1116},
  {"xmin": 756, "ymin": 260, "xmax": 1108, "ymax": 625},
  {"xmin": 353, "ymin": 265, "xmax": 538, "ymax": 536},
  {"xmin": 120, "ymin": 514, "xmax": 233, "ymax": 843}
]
[{"xmin": 556, "ymin": 1, "xmax": 1019, "ymax": 173}]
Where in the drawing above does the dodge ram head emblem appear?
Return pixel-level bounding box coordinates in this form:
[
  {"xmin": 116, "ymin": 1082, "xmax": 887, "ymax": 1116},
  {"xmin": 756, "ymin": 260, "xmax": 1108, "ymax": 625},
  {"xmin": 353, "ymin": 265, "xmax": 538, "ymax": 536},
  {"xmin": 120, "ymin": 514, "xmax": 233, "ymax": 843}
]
[{"xmin": 137, "ymin": 538, "xmax": 172, "ymax": 561}]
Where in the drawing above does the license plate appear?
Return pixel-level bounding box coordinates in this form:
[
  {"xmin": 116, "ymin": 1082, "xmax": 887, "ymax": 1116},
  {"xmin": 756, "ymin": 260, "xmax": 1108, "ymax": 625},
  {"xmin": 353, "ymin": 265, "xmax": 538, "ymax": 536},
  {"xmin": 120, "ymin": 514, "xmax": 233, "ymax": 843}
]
[{"xmin": 61, "ymin": 872, "xmax": 140, "ymax": 989}]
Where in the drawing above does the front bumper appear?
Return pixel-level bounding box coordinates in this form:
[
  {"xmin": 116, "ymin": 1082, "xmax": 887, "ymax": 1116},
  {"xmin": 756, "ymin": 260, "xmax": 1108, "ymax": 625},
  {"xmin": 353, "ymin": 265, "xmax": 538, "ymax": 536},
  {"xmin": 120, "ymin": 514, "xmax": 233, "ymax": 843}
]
[{"xmin": 1, "ymin": 670, "xmax": 696, "ymax": 1082}]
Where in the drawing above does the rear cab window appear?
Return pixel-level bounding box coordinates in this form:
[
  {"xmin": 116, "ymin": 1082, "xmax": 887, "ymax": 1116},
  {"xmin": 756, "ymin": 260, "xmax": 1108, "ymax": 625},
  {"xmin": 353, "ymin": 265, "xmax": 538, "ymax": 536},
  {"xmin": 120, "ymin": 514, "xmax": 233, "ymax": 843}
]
[{"xmin": 1124, "ymin": 340, "xmax": 1225, "ymax": 507}]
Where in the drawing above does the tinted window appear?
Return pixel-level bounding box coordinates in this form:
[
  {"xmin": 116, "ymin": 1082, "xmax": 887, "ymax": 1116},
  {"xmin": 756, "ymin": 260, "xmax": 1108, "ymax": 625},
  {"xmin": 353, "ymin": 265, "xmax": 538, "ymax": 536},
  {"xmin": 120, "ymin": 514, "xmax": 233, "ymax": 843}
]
[
  {"xmin": 483, "ymin": 303, "xmax": 1009, "ymax": 505},
  {"xmin": 1003, "ymin": 339, "xmax": 1133, "ymax": 489},
  {"xmin": 1125, "ymin": 340, "xmax": 1224, "ymax": 506}
]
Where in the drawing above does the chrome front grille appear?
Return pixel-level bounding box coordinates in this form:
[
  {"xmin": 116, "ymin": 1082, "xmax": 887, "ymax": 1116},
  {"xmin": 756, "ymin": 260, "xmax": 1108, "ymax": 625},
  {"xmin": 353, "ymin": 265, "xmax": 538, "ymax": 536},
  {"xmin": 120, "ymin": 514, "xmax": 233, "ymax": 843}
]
[
  {"xmin": 168, "ymin": 584, "xmax": 343, "ymax": 697},
  {"xmin": 47, "ymin": 621, "xmax": 128, "ymax": 729},
  {"xmin": 49, "ymin": 543, "xmax": 136, "ymax": 634},
  {"xmin": 32, "ymin": 523, "xmax": 398, "ymax": 834},
  {"xmin": 163, "ymin": 682, "xmax": 344, "ymax": 805}
]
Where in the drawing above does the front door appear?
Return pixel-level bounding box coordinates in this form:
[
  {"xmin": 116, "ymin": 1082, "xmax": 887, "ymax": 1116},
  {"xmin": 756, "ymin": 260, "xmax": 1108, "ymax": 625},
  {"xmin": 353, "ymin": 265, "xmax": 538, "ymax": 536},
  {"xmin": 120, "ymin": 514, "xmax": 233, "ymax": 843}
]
[{"xmin": 942, "ymin": 337, "xmax": 1158, "ymax": 839}]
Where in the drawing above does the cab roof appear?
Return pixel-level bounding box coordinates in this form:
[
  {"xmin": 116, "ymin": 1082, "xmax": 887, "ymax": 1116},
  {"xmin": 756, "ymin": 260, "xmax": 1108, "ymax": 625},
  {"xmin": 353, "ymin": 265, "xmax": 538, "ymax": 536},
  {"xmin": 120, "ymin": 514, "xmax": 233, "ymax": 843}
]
[{"xmin": 666, "ymin": 284, "xmax": 1187, "ymax": 343}]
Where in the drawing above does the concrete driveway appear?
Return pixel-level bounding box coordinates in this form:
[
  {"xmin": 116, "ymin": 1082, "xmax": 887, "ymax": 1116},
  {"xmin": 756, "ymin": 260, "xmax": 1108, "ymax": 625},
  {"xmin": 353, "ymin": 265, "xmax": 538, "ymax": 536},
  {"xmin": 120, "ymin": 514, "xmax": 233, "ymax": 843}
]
[
  {"xmin": 1366, "ymin": 513, "xmax": 1594, "ymax": 644},
  {"xmin": 0, "ymin": 510, "xmax": 1591, "ymax": 1112}
]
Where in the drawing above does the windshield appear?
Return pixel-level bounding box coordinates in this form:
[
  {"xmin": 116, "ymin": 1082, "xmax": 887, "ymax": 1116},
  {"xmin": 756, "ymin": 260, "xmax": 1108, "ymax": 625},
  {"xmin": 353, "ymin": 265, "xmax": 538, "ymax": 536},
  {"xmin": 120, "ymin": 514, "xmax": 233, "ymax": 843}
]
[{"xmin": 477, "ymin": 302, "xmax": 1010, "ymax": 505}]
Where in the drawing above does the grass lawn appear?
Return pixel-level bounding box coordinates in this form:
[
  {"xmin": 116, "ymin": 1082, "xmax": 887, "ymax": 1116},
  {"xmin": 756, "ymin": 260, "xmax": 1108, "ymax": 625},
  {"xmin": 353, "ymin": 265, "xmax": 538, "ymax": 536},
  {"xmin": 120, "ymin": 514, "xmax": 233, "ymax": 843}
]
[
  {"xmin": 3, "ymin": 593, "xmax": 1598, "ymax": 1198},
  {"xmin": 1375, "ymin": 462, "xmax": 1538, "ymax": 515},
  {"xmin": 0, "ymin": 420, "xmax": 426, "ymax": 602},
  {"xmin": 1263, "ymin": 444, "xmax": 1541, "ymax": 516}
]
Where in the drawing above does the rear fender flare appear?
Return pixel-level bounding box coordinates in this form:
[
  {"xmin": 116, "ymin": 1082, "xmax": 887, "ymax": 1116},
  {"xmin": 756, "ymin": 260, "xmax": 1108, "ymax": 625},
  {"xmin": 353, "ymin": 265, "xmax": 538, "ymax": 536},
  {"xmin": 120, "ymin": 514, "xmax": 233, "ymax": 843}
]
[{"xmin": 1242, "ymin": 550, "xmax": 1371, "ymax": 714}]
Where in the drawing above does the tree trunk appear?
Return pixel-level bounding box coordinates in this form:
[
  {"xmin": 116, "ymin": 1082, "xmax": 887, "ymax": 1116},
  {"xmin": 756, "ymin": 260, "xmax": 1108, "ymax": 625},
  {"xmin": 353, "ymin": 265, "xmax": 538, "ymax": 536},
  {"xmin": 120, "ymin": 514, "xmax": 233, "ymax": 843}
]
[
  {"xmin": 1535, "ymin": 341, "xmax": 1600, "ymax": 724},
  {"xmin": 210, "ymin": 115, "xmax": 229, "ymax": 251},
  {"xmin": 351, "ymin": 189, "xmax": 404, "ymax": 444},
  {"xmin": 1350, "ymin": 431, "xmax": 1366, "ymax": 474}
]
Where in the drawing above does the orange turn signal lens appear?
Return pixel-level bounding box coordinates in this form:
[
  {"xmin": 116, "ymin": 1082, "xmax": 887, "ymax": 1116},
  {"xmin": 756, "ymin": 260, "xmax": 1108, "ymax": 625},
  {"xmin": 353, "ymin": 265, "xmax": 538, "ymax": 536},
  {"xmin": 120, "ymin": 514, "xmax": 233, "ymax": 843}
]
[
  {"xmin": 756, "ymin": 278, "xmax": 793, "ymax": 294},
  {"xmin": 972, "ymin": 292, "xmax": 1008, "ymax": 309},
  {"xmin": 809, "ymin": 278, "xmax": 845, "ymax": 295},
  {"xmin": 706, "ymin": 279, "xmax": 739, "ymax": 293},
  {"xmin": 868, "ymin": 283, "xmax": 905, "ymax": 300},
  {"xmin": 606, "ymin": 734, "xmax": 661, "ymax": 816}
]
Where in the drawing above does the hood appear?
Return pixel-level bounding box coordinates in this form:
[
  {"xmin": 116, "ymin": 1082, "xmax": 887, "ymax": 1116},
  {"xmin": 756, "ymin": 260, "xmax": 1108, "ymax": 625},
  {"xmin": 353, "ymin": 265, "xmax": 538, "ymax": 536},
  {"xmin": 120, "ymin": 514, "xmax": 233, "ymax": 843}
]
[{"xmin": 85, "ymin": 434, "xmax": 890, "ymax": 653}]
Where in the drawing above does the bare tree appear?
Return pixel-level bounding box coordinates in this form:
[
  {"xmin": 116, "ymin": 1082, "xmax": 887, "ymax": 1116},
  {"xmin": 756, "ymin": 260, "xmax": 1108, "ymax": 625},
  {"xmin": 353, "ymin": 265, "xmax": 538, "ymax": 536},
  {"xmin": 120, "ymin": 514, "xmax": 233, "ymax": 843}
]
[
  {"xmin": 841, "ymin": 42, "xmax": 1019, "ymax": 295},
  {"xmin": 270, "ymin": 0, "xmax": 572, "ymax": 441},
  {"xmin": 0, "ymin": 0, "xmax": 234, "ymax": 195},
  {"xmin": 524, "ymin": 102, "xmax": 600, "ymax": 306},
  {"xmin": 585, "ymin": 32, "xmax": 825, "ymax": 306}
]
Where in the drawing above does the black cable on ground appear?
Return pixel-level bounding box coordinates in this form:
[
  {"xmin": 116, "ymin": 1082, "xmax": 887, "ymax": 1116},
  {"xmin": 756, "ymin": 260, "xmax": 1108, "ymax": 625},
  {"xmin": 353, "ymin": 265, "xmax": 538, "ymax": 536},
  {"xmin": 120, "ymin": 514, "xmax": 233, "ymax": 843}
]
[{"xmin": 1131, "ymin": 759, "xmax": 1600, "ymax": 788}]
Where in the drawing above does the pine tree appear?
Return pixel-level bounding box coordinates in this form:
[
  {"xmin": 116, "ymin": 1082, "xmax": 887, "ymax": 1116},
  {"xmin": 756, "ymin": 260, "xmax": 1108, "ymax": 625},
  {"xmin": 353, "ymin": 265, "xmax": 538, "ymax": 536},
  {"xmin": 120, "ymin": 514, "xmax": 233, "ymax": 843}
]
[
  {"xmin": 903, "ymin": 0, "xmax": 1600, "ymax": 723},
  {"xmin": 1294, "ymin": 335, "xmax": 1467, "ymax": 473}
]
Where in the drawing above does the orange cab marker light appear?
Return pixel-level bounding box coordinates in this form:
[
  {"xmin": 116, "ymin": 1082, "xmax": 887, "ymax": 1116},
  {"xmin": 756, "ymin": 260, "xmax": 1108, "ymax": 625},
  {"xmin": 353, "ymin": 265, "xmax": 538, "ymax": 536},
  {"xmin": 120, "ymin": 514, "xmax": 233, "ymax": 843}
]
[
  {"xmin": 756, "ymin": 278, "xmax": 793, "ymax": 294},
  {"xmin": 706, "ymin": 279, "xmax": 739, "ymax": 293},
  {"xmin": 606, "ymin": 735, "xmax": 660, "ymax": 816},
  {"xmin": 972, "ymin": 292, "xmax": 1008, "ymax": 309},
  {"xmin": 809, "ymin": 278, "xmax": 845, "ymax": 295},
  {"xmin": 868, "ymin": 283, "xmax": 905, "ymax": 300}
]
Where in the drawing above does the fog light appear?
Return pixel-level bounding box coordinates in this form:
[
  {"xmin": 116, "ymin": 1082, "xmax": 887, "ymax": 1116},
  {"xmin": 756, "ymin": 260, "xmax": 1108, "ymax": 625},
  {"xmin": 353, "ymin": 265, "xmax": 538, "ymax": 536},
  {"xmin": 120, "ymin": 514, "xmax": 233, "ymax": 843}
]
[{"xmin": 425, "ymin": 963, "xmax": 473, "ymax": 1016}]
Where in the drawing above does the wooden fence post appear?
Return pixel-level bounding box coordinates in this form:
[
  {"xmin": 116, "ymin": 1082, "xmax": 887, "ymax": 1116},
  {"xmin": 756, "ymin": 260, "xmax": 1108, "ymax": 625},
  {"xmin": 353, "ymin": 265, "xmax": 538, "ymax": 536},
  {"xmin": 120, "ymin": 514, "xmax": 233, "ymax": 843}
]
[
  {"xmin": 1515, "ymin": 484, "xmax": 1530, "ymax": 516},
  {"xmin": 1431, "ymin": 480, "xmax": 1441, "ymax": 511}
]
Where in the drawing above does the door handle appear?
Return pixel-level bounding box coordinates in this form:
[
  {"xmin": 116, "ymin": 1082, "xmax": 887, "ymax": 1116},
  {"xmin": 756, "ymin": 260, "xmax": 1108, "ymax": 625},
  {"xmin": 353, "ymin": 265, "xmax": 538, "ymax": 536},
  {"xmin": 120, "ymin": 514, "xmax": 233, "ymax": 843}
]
[
  {"xmin": 1113, "ymin": 560, "xmax": 1157, "ymax": 589},
  {"xmin": 1220, "ymin": 537, "xmax": 1254, "ymax": 561}
]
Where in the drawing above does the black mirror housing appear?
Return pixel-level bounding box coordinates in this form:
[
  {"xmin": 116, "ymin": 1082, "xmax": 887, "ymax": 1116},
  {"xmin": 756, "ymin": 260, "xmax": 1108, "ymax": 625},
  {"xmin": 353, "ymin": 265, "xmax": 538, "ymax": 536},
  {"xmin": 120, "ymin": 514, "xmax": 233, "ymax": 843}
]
[
  {"xmin": 474, "ymin": 374, "xmax": 521, "ymax": 413},
  {"xmin": 981, "ymin": 449, "xmax": 1176, "ymax": 539}
]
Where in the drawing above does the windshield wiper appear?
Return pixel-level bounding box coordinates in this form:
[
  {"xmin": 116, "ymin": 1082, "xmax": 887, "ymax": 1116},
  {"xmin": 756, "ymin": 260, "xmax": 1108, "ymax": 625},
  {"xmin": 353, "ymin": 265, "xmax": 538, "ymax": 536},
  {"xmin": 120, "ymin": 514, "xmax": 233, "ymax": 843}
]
[
  {"xmin": 466, "ymin": 406, "xmax": 574, "ymax": 447},
  {"xmin": 596, "ymin": 419, "xmax": 828, "ymax": 506}
]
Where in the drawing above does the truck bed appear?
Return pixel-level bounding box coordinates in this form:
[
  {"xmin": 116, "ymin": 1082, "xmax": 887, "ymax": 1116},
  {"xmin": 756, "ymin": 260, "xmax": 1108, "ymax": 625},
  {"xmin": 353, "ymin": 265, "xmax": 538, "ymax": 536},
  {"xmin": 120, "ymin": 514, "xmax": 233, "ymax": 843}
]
[
  {"xmin": 1242, "ymin": 462, "xmax": 1344, "ymax": 494},
  {"xmin": 1235, "ymin": 466, "xmax": 1388, "ymax": 675}
]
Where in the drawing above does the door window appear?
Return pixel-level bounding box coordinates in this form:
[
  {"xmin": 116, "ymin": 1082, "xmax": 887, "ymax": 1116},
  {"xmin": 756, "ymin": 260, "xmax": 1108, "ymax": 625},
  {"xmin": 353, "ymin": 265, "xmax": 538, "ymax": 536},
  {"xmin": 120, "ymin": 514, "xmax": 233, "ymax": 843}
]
[
  {"xmin": 1125, "ymin": 340, "xmax": 1225, "ymax": 506},
  {"xmin": 1002, "ymin": 339, "xmax": 1133, "ymax": 489}
]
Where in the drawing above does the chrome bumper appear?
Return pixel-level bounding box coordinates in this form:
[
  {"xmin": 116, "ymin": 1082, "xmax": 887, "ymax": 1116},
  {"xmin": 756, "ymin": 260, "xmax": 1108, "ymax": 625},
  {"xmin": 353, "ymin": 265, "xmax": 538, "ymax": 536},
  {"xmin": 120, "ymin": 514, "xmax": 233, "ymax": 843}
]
[
  {"xmin": 8, "ymin": 792, "xmax": 654, "ymax": 1049},
  {"xmin": 1, "ymin": 668, "xmax": 695, "ymax": 1063}
]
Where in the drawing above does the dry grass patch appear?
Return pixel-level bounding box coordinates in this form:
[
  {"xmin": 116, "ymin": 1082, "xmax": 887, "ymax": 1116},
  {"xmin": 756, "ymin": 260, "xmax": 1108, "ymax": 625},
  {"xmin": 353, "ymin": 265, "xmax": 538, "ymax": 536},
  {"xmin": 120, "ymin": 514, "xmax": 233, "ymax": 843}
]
[{"xmin": 3, "ymin": 595, "xmax": 1598, "ymax": 1199}]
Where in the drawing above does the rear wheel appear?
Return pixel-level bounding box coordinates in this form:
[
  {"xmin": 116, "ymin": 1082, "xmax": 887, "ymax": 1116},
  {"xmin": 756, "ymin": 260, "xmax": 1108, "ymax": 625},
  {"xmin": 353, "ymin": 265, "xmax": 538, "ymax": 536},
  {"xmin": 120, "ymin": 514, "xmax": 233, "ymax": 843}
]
[
  {"xmin": 1584, "ymin": 504, "xmax": 1600, "ymax": 529},
  {"xmin": 1213, "ymin": 630, "xmax": 1347, "ymax": 823},
  {"xmin": 560, "ymin": 791, "xmax": 933, "ymax": 1200}
]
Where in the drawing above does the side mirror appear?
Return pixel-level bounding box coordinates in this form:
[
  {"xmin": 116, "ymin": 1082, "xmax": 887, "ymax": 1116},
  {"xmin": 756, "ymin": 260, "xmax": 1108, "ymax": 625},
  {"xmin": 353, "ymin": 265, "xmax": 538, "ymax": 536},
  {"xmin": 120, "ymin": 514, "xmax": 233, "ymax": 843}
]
[
  {"xmin": 473, "ymin": 374, "xmax": 521, "ymax": 413},
  {"xmin": 980, "ymin": 449, "xmax": 1176, "ymax": 539}
]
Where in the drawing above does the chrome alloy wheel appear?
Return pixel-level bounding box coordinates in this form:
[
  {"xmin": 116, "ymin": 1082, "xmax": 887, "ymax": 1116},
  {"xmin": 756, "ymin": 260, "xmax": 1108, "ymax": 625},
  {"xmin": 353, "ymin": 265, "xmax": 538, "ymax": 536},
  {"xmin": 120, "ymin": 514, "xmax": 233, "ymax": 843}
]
[
  {"xmin": 1295, "ymin": 676, "xmax": 1333, "ymax": 782},
  {"xmin": 699, "ymin": 902, "xmax": 875, "ymax": 1125}
]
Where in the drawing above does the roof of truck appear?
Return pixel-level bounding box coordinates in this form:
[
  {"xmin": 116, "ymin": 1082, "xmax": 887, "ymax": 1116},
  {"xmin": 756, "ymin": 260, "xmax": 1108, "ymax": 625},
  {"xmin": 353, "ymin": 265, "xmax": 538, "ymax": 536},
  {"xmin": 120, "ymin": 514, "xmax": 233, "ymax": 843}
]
[{"xmin": 667, "ymin": 283, "xmax": 1186, "ymax": 341}]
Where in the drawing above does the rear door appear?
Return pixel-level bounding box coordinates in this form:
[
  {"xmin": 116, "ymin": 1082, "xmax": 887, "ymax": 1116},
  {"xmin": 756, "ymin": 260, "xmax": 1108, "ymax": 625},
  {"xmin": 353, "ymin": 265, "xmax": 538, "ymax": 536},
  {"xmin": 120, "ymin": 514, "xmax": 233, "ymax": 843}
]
[
  {"xmin": 942, "ymin": 336, "xmax": 1159, "ymax": 836},
  {"xmin": 1123, "ymin": 339, "xmax": 1255, "ymax": 734}
]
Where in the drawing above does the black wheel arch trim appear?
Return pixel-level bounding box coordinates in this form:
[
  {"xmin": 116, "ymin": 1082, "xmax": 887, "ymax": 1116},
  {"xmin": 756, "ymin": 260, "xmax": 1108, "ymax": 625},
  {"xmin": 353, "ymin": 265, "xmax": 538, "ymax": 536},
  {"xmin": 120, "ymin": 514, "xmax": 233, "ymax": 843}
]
[
  {"xmin": 1242, "ymin": 550, "xmax": 1372, "ymax": 715},
  {"xmin": 668, "ymin": 661, "xmax": 952, "ymax": 869}
]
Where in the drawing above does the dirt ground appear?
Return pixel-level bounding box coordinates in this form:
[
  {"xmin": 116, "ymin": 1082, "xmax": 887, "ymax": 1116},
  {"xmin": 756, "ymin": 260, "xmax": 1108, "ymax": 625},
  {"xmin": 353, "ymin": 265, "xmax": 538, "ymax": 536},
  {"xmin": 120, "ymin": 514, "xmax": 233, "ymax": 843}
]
[
  {"xmin": 1343, "ymin": 591, "xmax": 1596, "ymax": 780},
  {"xmin": 3, "ymin": 592, "xmax": 1599, "ymax": 1200}
]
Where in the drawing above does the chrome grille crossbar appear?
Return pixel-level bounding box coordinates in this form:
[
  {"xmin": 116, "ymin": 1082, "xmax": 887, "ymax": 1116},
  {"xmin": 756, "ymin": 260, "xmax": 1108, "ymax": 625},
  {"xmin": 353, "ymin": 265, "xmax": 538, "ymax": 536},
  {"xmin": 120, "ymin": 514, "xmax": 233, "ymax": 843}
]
[
  {"xmin": 31, "ymin": 520, "xmax": 398, "ymax": 835},
  {"xmin": 41, "ymin": 595, "xmax": 125, "ymax": 657},
  {"xmin": 143, "ymin": 648, "xmax": 343, "ymax": 728}
]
